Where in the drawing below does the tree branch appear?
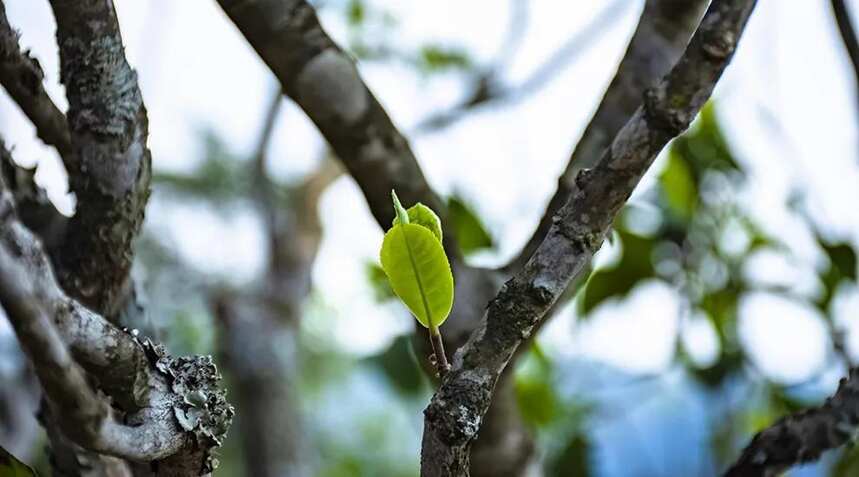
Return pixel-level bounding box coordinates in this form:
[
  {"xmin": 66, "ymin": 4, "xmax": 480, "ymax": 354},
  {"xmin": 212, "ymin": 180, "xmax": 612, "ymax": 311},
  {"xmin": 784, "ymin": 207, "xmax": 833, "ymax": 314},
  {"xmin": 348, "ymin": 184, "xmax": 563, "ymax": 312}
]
[
  {"xmin": 507, "ymin": 0, "xmax": 710, "ymax": 271},
  {"xmin": 420, "ymin": 1, "xmax": 757, "ymax": 474},
  {"xmin": 0, "ymin": 141, "xmax": 233, "ymax": 475},
  {"xmin": 215, "ymin": 0, "xmax": 449, "ymax": 242},
  {"xmin": 831, "ymin": 0, "xmax": 859, "ymax": 118},
  {"xmin": 0, "ymin": 1, "xmax": 73, "ymax": 161},
  {"xmin": 724, "ymin": 368, "xmax": 859, "ymax": 477},
  {"xmin": 48, "ymin": 0, "xmax": 152, "ymax": 319}
]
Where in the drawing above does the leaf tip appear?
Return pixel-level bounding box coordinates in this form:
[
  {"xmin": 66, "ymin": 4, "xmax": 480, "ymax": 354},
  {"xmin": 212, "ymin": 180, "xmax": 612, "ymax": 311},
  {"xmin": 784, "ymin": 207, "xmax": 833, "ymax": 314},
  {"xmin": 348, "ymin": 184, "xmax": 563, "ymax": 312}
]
[{"xmin": 391, "ymin": 190, "xmax": 409, "ymax": 225}]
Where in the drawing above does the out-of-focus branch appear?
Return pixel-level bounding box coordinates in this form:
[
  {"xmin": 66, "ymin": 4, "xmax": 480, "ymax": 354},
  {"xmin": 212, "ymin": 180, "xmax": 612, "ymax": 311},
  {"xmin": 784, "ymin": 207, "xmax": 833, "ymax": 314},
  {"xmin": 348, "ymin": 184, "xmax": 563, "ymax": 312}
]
[
  {"xmin": 724, "ymin": 368, "xmax": 859, "ymax": 477},
  {"xmin": 507, "ymin": 0, "xmax": 709, "ymax": 271},
  {"xmin": 420, "ymin": 1, "xmax": 757, "ymax": 474},
  {"xmin": 211, "ymin": 91, "xmax": 340, "ymax": 477},
  {"xmin": 216, "ymin": 0, "xmax": 450, "ymax": 247},
  {"xmin": 414, "ymin": 0, "xmax": 632, "ymax": 134},
  {"xmin": 213, "ymin": 294, "xmax": 308, "ymax": 477},
  {"xmin": 0, "ymin": 1, "xmax": 73, "ymax": 161},
  {"xmin": 48, "ymin": 0, "xmax": 152, "ymax": 319},
  {"xmin": 831, "ymin": 0, "xmax": 859, "ymax": 116}
]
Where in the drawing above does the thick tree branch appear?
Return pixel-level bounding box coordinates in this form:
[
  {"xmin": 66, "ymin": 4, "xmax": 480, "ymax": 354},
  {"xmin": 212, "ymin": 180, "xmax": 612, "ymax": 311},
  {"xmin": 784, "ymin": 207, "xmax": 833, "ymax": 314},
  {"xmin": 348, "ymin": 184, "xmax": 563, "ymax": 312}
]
[
  {"xmin": 48, "ymin": 0, "xmax": 152, "ymax": 318},
  {"xmin": 216, "ymin": 0, "xmax": 449, "ymax": 241},
  {"xmin": 420, "ymin": 1, "xmax": 757, "ymax": 474},
  {"xmin": 507, "ymin": 0, "xmax": 709, "ymax": 271},
  {"xmin": 0, "ymin": 1, "xmax": 73, "ymax": 161},
  {"xmin": 725, "ymin": 368, "xmax": 859, "ymax": 477},
  {"xmin": 0, "ymin": 142, "xmax": 232, "ymax": 475}
]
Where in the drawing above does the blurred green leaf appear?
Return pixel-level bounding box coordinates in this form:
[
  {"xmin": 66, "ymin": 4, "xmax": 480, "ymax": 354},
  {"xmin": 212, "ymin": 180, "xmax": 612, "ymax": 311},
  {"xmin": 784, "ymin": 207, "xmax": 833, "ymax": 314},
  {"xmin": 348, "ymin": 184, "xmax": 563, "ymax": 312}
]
[
  {"xmin": 366, "ymin": 335, "xmax": 426, "ymax": 396},
  {"xmin": 822, "ymin": 242, "xmax": 857, "ymax": 282},
  {"xmin": 832, "ymin": 447, "xmax": 859, "ymax": 477},
  {"xmin": 579, "ymin": 229, "xmax": 656, "ymax": 315},
  {"xmin": 346, "ymin": 0, "xmax": 365, "ymax": 26},
  {"xmin": 686, "ymin": 350, "xmax": 743, "ymax": 388},
  {"xmin": 660, "ymin": 151, "xmax": 698, "ymax": 221},
  {"xmin": 447, "ymin": 196, "xmax": 494, "ymax": 255},
  {"xmin": 699, "ymin": 286, "xmax": 740, "ymax": 340},
  {"xmin": 670, "ymin": 103, "xmax": 740, "ymax": 182},
  {"xmin": 417, "ymin": 45, "xmax": 471, "ymax": 73},
  {"xmin": 815, "ymin": 237, "xmax": 857, "ymax": 311},
  {"xmin": 516, "ymin": 374, "xmax": 559, "ymax": 427},
  {"xmin": 0, "ymin": 447, "xmax": 36, "ymax": 477},
  {"xmin": 545, "ymin": 434, "xmax": 591, "ymax": 477},
  {"xmin": 366, "ymin": 262, "xmax": 395, "ymax": 302}
]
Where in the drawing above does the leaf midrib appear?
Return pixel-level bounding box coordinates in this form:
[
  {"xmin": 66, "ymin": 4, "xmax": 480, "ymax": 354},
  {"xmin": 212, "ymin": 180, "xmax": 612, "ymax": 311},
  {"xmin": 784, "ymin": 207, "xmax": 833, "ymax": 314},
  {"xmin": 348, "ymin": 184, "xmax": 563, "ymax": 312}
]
[{"xmin": 399, "ymin": 224, "xmax": 435, "ymax": 329}]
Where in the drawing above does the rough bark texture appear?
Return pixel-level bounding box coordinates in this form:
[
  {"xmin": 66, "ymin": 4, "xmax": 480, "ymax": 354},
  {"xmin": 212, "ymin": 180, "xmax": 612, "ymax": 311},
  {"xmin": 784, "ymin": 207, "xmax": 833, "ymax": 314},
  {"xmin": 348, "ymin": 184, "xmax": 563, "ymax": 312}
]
[
  {"xmin": 508, "ymin": 0, "xmax": 709, "ymax": 271},
  {"xmin": 49, "ymin": 0, "xmax": 152, "ymax": 319},
  {"xmin": 0, "ymin": 141, "xmax": 233, "ymax": 476},
  {"xmin": 725, "ymin": 368, "xmax": 859, "ymax": 477},
  {"xmin": 0, "ymin": 1, "xmax": 73, "ymax": 161},
  {"xmin": 420, "ymin": 1, "xmax": 758, "ymax": 474},
  {"xmin": 216, "ymin": 0, "xmax": 447, "ymax": 235}
]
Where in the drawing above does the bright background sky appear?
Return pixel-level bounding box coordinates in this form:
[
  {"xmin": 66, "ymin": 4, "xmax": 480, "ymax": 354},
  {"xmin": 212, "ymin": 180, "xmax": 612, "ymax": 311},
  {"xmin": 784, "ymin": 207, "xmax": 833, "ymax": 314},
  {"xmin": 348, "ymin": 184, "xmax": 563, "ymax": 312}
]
[{"xmin": 2, "ymin": 0, "xmax": 859, "ymax": 390}]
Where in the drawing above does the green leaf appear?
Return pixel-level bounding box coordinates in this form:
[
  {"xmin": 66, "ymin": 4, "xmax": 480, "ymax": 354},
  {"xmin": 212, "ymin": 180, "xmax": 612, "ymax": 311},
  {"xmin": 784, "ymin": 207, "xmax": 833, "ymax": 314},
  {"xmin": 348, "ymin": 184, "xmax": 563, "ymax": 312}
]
[
  {"xmin": 822, "ymin": 242, "xmax": 857, "ymax": 282},
  {"xmin": 660, "ymin": 151, "xmax": 698, "ymax": 221},
  {"xmin": 346, "ymin": 0, "xmax": 365, "ymax": 26},
  {"xmin": 579, "ymin": 229, "xmax": 655, "ymax": 315},
  {"xmin": 417, "ymin": 45, "xmax": 471, "ymax": 73},
  {"xmin": 365, "ymin": 262, "xmax": 395, "ymax": 302},
  {"xmin": 366, "ymin": 335, "xmax": 426, "ymax": 396},
  {"xmin": 392, "ymin": 201, "xmax": 443, "ymax": 243},
  {"xmin": 448, "ymin": 196, "xmax": 493, "ymax": 255},
  {"xmin": 546, "ymin": 434, "xmax": 591, "ymax": 477},
  {"xmin": 0, "ymin": 446, "xmax": 37, "ymax": 477},
  {"xmin": 381, "ymin": 192, "xmax": 454, "ymax": 330}
]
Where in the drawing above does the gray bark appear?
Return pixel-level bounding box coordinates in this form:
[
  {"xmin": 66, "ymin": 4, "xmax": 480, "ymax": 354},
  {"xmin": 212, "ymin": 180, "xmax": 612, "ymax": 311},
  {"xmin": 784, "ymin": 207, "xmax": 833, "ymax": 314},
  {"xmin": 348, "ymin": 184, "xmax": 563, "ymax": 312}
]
[
  {"xmin": 48, "ymin": 0, "xmax": 152, "ymax": 319},
  {"xmin": 725, "ymin": 368, "xmax": 859, "ymax": 476},
  {"xmin": 508, "ymin": 0, "xmax": 710, "ymax": 271},
  {"xmin": 0, "ymin": 139, "xmax": 233, "ymax": 476},
  {"xmin": 0, "ymin": 2, "xmax": 72, "ymax": 162}
]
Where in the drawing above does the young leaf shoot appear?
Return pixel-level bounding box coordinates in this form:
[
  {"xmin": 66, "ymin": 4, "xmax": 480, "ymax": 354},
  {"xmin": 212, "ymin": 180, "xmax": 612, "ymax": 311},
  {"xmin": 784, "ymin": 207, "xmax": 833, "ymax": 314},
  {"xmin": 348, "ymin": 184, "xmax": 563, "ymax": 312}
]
[{"xmin": 380, "ymin": 191, "xmax": 454, "ymax": 375}]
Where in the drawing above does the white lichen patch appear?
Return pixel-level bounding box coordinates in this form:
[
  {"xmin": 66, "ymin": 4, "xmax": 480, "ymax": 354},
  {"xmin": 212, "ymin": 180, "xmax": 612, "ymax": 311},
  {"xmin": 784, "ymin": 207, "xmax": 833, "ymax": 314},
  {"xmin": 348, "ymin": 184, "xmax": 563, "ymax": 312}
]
[{"xmin": 296, "ymin": 50, "xmax": 369, "ymax": 124}]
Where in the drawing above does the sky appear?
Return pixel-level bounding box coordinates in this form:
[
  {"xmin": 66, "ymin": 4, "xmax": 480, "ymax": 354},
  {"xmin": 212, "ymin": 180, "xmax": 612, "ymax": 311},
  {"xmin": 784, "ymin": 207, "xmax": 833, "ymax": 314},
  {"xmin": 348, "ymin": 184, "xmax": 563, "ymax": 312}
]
[{"xmin": 1, "ymin": 0, "xmax": 859, "ymax": 390}]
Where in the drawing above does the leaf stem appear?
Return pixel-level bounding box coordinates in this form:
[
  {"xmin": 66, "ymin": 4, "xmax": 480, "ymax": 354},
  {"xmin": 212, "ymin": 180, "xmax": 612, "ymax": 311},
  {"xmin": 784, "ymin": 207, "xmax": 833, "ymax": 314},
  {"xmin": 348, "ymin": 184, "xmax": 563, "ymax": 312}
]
[{"xmin": 428, "ymin": 325, "xmax": 450, "ymax": 378}]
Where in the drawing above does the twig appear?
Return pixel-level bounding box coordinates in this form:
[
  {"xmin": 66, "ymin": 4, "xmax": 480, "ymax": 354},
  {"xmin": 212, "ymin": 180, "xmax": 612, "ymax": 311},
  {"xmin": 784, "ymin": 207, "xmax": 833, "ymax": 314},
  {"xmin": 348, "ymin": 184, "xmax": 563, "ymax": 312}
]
[
  {"xmin": 724, "ymin": 368, "xmax": 859, "ymax": 477},
  {"xmin": 831, "ymin": 0, "xmax": 859, "ymax": 118},
  {"xmin": 0, "ymin": 1, "xmax": 73, "ymax": 162}
]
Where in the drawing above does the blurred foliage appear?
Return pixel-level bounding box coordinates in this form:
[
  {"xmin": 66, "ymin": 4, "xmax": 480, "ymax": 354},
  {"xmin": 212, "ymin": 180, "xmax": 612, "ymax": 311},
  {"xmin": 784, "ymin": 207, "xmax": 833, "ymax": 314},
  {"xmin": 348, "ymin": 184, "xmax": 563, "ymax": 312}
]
[
  {"xmin": 447, "ymin": 195, "xmax": 494, "ymax": 256},
  {"xmin": 832, "ymin": 446, "xmax": 859, "ymax": 477},
  {"xmin": 154, "ymin": 131, "xmax": 251, "ymax": 201},
  {"xmin": 514, "ymin": 345, "xmax": 594, "ymax": 476},
  {"xmin": 579, "ymin": 103, "xmax": 808, "ymax": 389},
  {"xmin": 416, "ymin": 45, "xmax": 472, "ymax": 74},
  {"xmin": 365, "ymin": 335, "xmax": 429, "ymax": 397},
  {"xmin": 0, "ymin": 446, "xmax": 36, "ymax": 477},
  {"xmin": 366, "ymin": 262, "xmax": 395, "ymax": 302}
]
